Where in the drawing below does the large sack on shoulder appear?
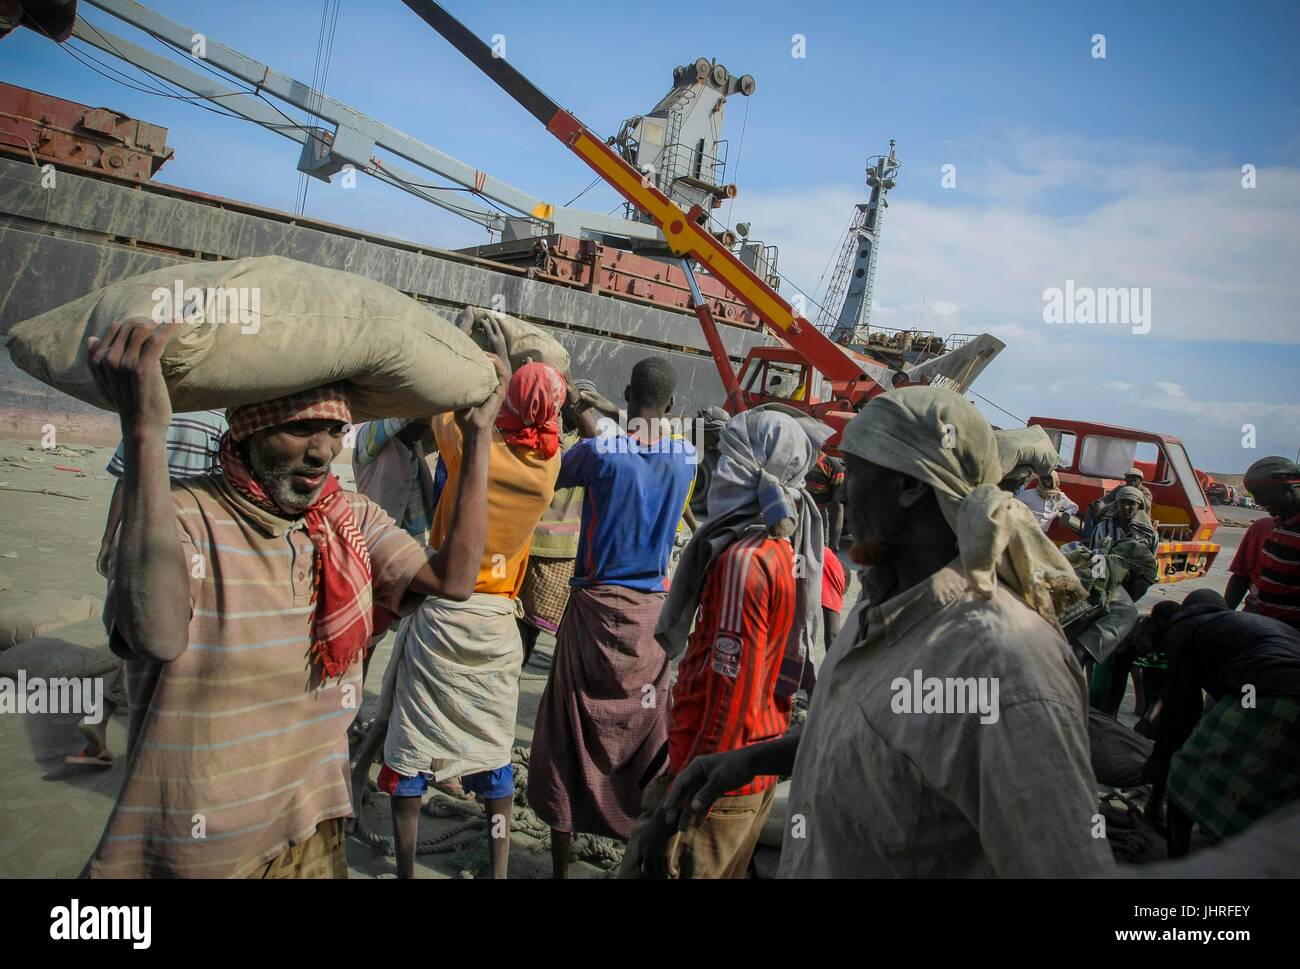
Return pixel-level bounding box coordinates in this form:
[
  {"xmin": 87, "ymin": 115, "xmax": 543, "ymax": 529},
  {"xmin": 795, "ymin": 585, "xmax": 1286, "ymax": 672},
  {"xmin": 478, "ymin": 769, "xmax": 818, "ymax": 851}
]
[
  {"xmin": 995, "ymin": 425, "xmax": 1060, "ymax": 480},
  {"xmin": 456, "ymin": 306, "xmax": 570, "ymax": 374},
  {"xmin": 0, "ymin": 618, "xmax": 119, "ymax": 679},
  {"xmin": 6, "ymin": 256, "xmax": 497, "ymax": 422},
  {"xmin": 0, "ymin": 590, "xmax": 102, "ymax": 650}
]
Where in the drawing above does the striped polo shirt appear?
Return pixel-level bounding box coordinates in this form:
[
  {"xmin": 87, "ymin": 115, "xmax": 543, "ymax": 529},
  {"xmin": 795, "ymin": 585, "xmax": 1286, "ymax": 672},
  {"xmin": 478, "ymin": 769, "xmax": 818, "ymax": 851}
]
[
  {"xmin": 106, "ymin": 410, "xmax": 228, "ymax": 479},
  {"xmin": 668, "ymin": 531, "xmax": 797, "ymax": 796},
  {"xmin": 86, "ymin": 474, "xmax": 431, "ymax": 878},
  {"xmin": 1232, "ymin": 511, "xmax": 1300, "ymax": 629}
]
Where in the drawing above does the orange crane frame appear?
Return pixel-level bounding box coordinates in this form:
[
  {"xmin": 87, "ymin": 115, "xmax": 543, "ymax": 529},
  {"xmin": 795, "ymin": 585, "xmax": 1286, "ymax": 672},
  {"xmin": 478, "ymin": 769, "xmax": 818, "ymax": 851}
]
[{"xmin": 401, "ymin": 0, "xmax": 881, "ymax": 420}]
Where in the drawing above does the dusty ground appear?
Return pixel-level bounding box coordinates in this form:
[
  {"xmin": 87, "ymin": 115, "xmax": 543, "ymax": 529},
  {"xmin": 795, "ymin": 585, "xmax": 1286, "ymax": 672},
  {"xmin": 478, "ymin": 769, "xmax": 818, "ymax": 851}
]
[
  {"xmin": 0, "ymin": 429, "xmax": 1259, "ymax": 878},
  {"xmin": 0, "ymin": 434, "xmax": 607, "ymax": 879}
]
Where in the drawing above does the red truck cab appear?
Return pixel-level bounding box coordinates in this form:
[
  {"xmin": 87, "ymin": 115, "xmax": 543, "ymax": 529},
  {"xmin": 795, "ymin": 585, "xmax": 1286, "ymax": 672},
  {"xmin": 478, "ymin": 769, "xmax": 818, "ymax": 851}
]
[{"xmin": 1027, "ymin": 417, "xmax": 1220, "ymax": 584}]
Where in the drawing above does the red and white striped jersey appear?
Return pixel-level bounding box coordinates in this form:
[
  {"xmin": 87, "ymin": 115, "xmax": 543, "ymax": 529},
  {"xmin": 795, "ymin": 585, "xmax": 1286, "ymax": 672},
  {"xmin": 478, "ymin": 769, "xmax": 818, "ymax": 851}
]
[{"xmin": 668, "ymin": 531, "xmax": 797, "ymax": 796}]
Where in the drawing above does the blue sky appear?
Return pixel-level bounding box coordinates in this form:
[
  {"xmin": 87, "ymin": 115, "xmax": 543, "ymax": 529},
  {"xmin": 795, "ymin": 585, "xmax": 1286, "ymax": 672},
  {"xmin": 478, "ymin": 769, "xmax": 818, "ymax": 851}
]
[{"xmin": 5, "ymin": 0, "xmax": 1298, "ymax": 470}]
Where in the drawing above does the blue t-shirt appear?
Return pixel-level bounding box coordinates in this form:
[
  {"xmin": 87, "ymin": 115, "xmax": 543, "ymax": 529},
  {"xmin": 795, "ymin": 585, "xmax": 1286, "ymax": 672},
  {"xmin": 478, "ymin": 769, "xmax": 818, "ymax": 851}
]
[{"xmin": 559, "ymin": 425, "xmax": 696, "ymax": 592}]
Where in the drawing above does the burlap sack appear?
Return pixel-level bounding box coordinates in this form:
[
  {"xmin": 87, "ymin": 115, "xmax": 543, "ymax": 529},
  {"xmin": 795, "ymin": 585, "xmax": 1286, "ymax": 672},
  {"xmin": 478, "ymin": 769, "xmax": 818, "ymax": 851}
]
[
  {"xmin": 1088, "ymin": 708, "xmax": 1153, "ymax": 788},
  {"xmin": 0, "ymin": 618, "xmax": 119, "ymax": 680},
  {"xmin": 7, "ymin": 256, "xmax": 497, "ymax": 422},
  {"xmin": 456, "ymin": 306, "xmax": 570, "ymax": 375},
  {"xmin": 0, "ymin": 590, "xmax": 102, "ymax": 650},
  {"xmin": 995, "ymin": 425, "xmax": 1061, "ymax": 480}
]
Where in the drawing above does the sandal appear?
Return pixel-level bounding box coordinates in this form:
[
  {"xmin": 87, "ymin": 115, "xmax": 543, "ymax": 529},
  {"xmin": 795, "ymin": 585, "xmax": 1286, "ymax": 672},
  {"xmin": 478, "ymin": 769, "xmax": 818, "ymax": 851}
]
[{"xmin": 65, "ymin": 746, "xmax": 114, "ymax": 767}]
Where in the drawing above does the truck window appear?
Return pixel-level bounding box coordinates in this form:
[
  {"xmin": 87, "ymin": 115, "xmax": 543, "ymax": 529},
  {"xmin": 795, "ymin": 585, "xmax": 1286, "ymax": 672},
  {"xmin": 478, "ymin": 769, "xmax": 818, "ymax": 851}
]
[
  {"xmin": 1166, "ymin": 442, "xmax": 1210, "ymax": 509},
  {"xmin": 1078, "ymin": 436, "xmax": 1167, "ymax": 482},
  {"xmin": 1042, "ymin": 429, "xmax": 1077, "ymax": 469}
]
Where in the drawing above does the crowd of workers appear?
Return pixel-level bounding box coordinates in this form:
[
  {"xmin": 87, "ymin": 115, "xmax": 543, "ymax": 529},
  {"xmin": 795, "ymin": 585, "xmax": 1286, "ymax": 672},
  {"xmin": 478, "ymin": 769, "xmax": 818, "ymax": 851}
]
[{"xmin": 70, "ymin": 313, "xmax": 1300, "ymax": 879}]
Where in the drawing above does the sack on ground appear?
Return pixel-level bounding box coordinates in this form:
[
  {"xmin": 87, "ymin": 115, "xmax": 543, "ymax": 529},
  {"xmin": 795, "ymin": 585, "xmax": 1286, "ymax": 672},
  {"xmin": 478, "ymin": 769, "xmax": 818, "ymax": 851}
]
[
  {"xmin": 0, "ymin": 590, "xmax": 103, "ymax": 650},
  {"xmin": 456, "ymin": 306, "xmax": 570, "ymax": 374},
  {"xmin": 1088, "ymin": 708, "xmax": 1153, "ymax": 788},
  {"xmin": 6, "ymin": 256, "xmax": 497, "ymax": 421},
  {"xmin": 0, "ymin": 618, "xmax": 120, "ymax": 679}
]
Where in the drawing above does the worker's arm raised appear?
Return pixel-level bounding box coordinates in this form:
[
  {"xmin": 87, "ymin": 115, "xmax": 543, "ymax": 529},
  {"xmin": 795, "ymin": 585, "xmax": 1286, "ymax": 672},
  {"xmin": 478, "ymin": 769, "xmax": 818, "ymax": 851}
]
[
  {"xmin": 87, "ymin": 320, "xmax": 191, "ymax": 663},
  {"xmin": 408, "ymin": 354, "xmax": 508, "ymax": 601}
]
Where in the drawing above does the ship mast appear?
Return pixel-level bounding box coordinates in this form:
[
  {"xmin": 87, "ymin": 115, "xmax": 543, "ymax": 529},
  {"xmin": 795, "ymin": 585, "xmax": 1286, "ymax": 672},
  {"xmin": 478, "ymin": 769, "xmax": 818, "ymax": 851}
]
[{"xmin": 820, "ymin": 140, "xmax": 900, "ymax": 345}]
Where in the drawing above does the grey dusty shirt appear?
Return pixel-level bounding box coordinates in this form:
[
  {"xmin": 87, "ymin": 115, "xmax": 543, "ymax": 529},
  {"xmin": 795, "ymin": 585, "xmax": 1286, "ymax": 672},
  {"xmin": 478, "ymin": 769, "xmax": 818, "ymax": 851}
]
[{"xmin": 779, "ymin": 561, "xmax": 1114, "ymax": 878}]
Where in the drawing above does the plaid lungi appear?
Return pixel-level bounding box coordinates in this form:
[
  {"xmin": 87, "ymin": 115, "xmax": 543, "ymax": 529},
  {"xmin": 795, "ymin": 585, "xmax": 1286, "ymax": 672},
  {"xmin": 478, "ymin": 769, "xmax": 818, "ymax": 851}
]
[
  {"xmin": 528, "ymin": 584, "xmax": 671, "ymax": 840},
  {"xmin": 518, "ymin": 556, "xmax": 576, "ymax": 634},
  {"xmin": 1168, "ymin": 694, "xmax": 1300, "ymax": 842}
]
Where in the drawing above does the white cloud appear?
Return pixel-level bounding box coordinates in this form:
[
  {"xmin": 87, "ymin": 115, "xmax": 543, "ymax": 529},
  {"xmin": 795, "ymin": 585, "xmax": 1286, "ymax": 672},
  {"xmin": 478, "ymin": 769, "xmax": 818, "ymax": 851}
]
[
  {"xmin": 733, "ymin": 131, "xmax": 1300, "ymax": 345},
  {"xmin": 724, "ymin": 132, "xmax": 1298, "ymax": 470}
]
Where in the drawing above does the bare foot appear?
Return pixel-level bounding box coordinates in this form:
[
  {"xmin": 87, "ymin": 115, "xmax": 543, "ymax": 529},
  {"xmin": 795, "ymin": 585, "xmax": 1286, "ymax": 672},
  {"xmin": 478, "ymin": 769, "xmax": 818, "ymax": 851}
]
[{"xmin": 78, "ymin": 718, "xmax": 109, "ymax": 758}]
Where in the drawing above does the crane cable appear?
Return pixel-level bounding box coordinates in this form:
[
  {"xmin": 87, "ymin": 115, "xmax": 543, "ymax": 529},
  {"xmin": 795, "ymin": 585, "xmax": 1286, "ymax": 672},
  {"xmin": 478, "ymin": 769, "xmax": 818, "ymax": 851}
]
[{"xmin": 297, "ymin": 0, "xmax": 342, "ymax": 215}]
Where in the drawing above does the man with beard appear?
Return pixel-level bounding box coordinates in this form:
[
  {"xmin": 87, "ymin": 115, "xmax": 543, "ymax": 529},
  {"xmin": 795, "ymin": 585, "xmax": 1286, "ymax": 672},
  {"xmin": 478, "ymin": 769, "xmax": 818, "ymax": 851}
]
[
  {"xmin": 81, "ymin": 318, "xmax": 502, "ymax": 879},
  {"xmin": 647, "ymin": 388, "xmax": 1113, "ymax": 876}
]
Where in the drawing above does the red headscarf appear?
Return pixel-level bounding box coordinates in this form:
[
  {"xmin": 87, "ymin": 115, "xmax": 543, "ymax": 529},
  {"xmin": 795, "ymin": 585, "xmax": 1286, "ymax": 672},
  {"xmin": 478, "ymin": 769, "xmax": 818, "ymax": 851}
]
[
  {"xmin": 223, "ymin": 385, "xmax": 373, "ymax": 678},
  {"xmin": 495, "ymin": 362, "xmax": 565, "ymax": 458}
]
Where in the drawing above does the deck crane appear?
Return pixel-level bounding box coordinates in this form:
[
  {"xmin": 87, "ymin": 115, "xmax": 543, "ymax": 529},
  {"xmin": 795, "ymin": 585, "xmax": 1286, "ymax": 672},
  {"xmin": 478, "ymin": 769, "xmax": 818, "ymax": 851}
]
[
  {"xmin": 400, "ymin": 1, "xmax": 1003, "ymax": 440},
  {"xmin": 819, "ymin": 141, "xmax": 900, "ymax": 346}
]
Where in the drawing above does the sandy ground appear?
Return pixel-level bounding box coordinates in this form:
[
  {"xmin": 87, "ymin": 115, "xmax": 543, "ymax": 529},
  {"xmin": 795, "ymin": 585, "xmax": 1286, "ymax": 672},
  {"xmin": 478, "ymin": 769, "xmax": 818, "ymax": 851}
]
[
  {"xmin": 0, "ymin": 434, "xmax": 606, "ymax": 879},
  {"xmin": 0, "ymin": 430, "xmax": 1260, "ymax": 878}
]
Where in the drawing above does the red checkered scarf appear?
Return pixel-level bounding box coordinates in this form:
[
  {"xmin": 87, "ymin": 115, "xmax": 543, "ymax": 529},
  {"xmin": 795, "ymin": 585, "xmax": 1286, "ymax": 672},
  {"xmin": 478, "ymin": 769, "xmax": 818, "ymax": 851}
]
[
  {"xmin": 494, "ymin": 362, "xmax": 565, "ymax": 458},
  {"xmin": 223, "ymin": 387, "xmax": 373, "ymax": 678}
]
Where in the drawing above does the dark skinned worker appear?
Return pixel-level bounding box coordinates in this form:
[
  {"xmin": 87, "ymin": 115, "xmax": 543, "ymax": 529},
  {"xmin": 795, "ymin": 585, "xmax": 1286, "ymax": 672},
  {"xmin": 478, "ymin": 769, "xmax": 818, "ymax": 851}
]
[
  {"xmin": 1143, "ymin": 590, "xmax": 1300, "ymax": 858},
  {"xmin": 622, "ymin": 405, "xmax": 831, "ymax": 878},
  {"xmin": 643, "ymin": 387, "xmax": 1112, "ymax": 877},
  {"xmin": 1225, "ymin": 456, "xmax": 1300, "ymax": 629},
  {"xmin": 80, "ymin": 317, "xmax": 503, "ymax": 879},
  {"xmin": 528, "ymin": 357, "xmax": 696, "ymax": 878}
]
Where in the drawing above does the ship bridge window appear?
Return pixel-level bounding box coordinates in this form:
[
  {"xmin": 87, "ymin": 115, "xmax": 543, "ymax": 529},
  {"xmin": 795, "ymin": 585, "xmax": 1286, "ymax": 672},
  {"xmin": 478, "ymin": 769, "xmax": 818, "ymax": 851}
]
[{"xmin": 1078, "ymin": 437, "xmax": 1171, "ymax": 484}]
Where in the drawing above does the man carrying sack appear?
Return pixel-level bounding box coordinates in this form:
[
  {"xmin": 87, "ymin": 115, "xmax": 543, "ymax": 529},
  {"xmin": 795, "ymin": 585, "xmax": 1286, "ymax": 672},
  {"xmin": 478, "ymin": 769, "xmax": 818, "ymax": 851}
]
[
  {"xmin": 378, "ymin": 360, "xmax": 565, "ymax": 880},
  {"xmin": 81, "ymin": 318, "xmax": 505, "ymax": 879}
]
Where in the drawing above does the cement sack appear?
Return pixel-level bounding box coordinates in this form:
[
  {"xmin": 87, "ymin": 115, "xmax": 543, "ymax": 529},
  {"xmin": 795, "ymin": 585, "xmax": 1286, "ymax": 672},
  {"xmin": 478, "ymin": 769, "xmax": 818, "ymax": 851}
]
[
  {"xmin": 995, "ymin": 425, "xmax": 1061, "ymax": 480},
  {"xmin": 0, "ymin": 590, "xmax": 102, "ymax": 651},
  {"xmin": 6, "ymin": 256, "xmax": 497, "ymax": 422},
  {"xmin": 0, "ymin": 618, "xmax": 119, "ymax": 680},
  {"xmin": 456, "ymin": 306, "xmax": 570, "ymax": 375},
  {"xmin": 1088, "ymin": 708, "xmax": 1153, "ymax": 788}
]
